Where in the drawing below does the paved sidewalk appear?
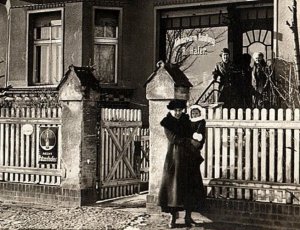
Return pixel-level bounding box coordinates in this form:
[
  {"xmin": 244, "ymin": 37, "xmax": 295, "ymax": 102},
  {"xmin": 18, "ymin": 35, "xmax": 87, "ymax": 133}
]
[
  {"xmin": 96, "ymin": 193, "xmax": 257, "ymax": 230},
  {"xmin": 0, "ymin": 193, "xmax": 257, "ymax": 229}
]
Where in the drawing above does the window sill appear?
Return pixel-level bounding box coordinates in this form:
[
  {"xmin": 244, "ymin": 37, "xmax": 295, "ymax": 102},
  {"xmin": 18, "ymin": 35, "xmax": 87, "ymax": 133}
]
[{"xmin": 5, "ymin": 85, "xmax": 58, "ymax": 93}]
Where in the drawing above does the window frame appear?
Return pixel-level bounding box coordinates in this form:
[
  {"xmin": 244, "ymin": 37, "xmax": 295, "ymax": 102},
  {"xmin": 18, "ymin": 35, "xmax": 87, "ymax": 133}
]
[
  {"xmin": 26, "ymin": 8, "xmax": 64, "ymax": 88},
  {"xmin": 93, "ymin": 6, "xmax": 122, "ymax": 85}
]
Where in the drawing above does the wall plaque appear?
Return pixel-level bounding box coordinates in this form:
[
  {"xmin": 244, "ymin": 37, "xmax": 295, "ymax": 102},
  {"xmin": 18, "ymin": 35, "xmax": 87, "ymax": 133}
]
[
  {"xmin": 22, "ymin": 124, "xmax": 34, "ymax": 136},
  {"xmin": 38, "ymin": 127, "xmax": 58, "ymax": 164}
]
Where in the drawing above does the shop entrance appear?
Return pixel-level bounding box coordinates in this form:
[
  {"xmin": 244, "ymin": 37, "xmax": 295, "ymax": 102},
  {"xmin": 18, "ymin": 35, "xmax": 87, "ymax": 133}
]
[
  {"xmin": 237, "ymin": 5, "xmax": 274, "ymax": 65},
  {"xmin": 158, "ymin": 2, "xmax": 273, "ymax": 105}
]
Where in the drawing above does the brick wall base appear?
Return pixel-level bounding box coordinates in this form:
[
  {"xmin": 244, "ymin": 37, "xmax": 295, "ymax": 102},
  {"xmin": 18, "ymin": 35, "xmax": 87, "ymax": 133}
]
[
  {"xmin": 205, "ymin": 198, "xmax": 300, "ymax": 230},
  {"xmin": 147, "ymin": 196, "xmax": 300, "ymax": 229},
  {"xmin": 0, "ymin": 182, "xmax": 96, "ymax": 207}
]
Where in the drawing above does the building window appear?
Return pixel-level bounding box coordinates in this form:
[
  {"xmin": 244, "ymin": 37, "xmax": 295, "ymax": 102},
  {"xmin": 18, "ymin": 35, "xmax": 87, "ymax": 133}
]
[
  {"xmin": 243, "ymin": 29, "xmax": 273, "ymax": 62},
  {"xmin": 94, "ymin": 9, "xmax": 119, "ymax": 84},
  {"xmin": 28, "ymin": 11, "xmax": 62, "ymax": 86}
]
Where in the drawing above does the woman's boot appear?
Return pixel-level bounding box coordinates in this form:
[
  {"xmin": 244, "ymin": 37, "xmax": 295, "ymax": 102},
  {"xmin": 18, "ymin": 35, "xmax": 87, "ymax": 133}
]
[
  {"xmin": 184, "ymin": 210, "xmax": 196, "ymax": 227},
  {"xmin": 168, "ymin": 211, "xmax": 177, "ymax": 228}
]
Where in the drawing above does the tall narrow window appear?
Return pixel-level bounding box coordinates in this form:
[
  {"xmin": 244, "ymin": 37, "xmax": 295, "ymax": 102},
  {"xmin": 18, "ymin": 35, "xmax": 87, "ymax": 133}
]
[
  {"xmin": 28, "ymin": 11, "xmax": 62, "ymax": 86},
  {"xmin": 94, "ymin": 9, "xmax": 119, "ymax": 84}
]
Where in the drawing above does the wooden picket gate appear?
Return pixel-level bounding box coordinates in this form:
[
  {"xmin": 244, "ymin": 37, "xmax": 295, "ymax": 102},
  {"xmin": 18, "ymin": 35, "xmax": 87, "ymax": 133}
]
[
  {"xmin": 98, "ymin": 108, "xmax": 143, "ymax": 200},
  {"xmin": 140, "ymin": 128, "xmax": 150, "ymax": 184},
  {"xmin": 202, "ymin": 108, "xmax": 300, "ymax": 204}
]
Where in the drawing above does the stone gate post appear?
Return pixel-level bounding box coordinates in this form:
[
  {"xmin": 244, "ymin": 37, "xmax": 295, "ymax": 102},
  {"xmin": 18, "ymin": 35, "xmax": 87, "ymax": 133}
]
[
  {"xmin": 58, "ymin": 66, "xmax": 100, "ymax": 206},
  {"xmin": 145, "ymin": 61, "xmax": 192, "ymax": 212}
]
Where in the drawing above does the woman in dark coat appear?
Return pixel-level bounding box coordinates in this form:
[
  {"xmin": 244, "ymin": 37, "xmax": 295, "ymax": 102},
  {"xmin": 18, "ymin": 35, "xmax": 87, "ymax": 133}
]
[
  {"xmin": 212, "ymin": 48, "xmax": 238, "ymax": 108},
  {"xmin": 158, "ymin": 99, "xmax": 206, "ymax": 228}
]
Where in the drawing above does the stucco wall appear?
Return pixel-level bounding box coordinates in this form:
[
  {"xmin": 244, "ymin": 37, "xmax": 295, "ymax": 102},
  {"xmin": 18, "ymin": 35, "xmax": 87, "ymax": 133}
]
[
  {"xmin": 148, "ymin": 101, "xmax": 169, "ymax": 196},
  {"xmin": 124, "ymin": 0, "xmax": 155, "ymax": 124},
  {"xmin": 64, "ymin": 2, "xmax": 84, "ymax": 71},
  {"xmin": 276, "ymin": 0, "xmax": 300, "ymax": 61}
]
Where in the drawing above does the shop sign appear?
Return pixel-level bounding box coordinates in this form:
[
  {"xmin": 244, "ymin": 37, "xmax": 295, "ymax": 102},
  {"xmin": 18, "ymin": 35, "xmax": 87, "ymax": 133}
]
[
  {"xmin": 38, "ymin": 127, "xmax": 58, "ymax": 164},
  {"xmin": 166, "ymin": 27, "xmax": 228, "ymax": 103}
]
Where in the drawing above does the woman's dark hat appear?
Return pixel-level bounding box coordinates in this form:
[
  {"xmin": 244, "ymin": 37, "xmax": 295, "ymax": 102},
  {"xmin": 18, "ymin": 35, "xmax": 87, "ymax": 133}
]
[
  {"xmin": 220, "ymin": 48, "xmax": 230, "ymax": 56},
  {"xmin": 167, "ymin": 99, "xmax": 187, "ymax": 110}
]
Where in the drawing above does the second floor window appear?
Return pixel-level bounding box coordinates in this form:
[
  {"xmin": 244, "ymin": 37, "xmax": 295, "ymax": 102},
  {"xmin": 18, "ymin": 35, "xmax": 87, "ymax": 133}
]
[
  {"xmin": 28, "ymin": 11, "xmax": 62, "ymax": 86},
  {"xmin": 94, "ymin": 9, "xmax": 119, "ymax": 84}
]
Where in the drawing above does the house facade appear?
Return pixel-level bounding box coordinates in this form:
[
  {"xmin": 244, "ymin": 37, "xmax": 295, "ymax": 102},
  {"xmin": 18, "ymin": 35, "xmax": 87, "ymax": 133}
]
[
  {"xmin": 0, "ymin": 0, "xmax": 298, "ymax": 111},
  {"xmin": 0, "ymin": 0, "xmax": 299, "ymax": 208}
]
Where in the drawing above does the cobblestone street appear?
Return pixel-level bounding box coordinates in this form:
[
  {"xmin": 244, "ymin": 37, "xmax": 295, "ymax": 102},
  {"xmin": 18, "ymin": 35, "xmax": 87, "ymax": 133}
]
[{"xmin": 0, "ymin": 194, "xmax": 259, "ymax": 230}]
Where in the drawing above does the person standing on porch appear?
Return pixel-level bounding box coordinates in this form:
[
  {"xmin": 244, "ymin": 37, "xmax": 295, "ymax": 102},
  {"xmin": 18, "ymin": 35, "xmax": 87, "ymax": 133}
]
[
  {"xmin": 212, "ymin": 48, "xmax": 237, "ymax": 108},
  {"xmin": 158, "ymin": 99, "xmax": 206, "ymax": 228},
  {"xmin": 252, "ymin": 52, "xmax": 269, "ymax": 108}
]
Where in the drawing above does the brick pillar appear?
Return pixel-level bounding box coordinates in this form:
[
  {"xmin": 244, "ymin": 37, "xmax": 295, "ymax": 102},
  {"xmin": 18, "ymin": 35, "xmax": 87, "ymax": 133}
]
[{"xmin": 59, "ymin": 67, "xmax": 99, "ymax": 206}]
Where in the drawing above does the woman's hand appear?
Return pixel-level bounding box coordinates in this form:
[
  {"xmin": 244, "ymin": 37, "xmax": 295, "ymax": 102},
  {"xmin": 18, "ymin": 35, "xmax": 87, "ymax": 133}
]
[{"xmin": 191, "ymin": 139, "xmax": 201, "ymax": 149}]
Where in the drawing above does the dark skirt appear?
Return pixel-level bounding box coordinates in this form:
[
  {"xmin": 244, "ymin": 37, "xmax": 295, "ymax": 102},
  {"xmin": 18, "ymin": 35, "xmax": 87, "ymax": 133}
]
[{"xmin": 158, "ymin": 144, "xmax": 206, "ymax": 213}]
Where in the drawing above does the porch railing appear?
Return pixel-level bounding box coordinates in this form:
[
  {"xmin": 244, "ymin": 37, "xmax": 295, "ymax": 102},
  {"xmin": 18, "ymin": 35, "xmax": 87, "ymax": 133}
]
[
  {"xmin": 195, "ymin": 80, "xmax": 221, "ymax": 105},
  {"xmin": 201, "ymin": 108, "xmax": 300, "ymax": 204}
]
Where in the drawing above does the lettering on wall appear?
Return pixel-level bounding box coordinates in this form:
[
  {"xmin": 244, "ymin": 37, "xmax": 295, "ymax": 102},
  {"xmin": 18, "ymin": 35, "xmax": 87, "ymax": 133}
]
[{"xmin": 165, "ymin": 27, "xmax": 228, "ymax": 104}]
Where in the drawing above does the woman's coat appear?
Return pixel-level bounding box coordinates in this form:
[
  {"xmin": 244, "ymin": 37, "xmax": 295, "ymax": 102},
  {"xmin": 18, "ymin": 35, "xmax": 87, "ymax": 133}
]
[{"xmin": 158, "ymin": 112, "xmax": 206, "ymax": 213}]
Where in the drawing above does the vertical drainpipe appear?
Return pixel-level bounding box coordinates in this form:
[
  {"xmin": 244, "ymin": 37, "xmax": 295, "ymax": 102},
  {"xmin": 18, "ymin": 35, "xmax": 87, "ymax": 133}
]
[
  {"xmin": 5, "ymin": 0, "xmax": 11, "ymax": 88},
  {"xmin": 153, "ymin": 6, "xmax": 158, "ymax": 70},
  {"xmin": 273, "ymin": 0, "xmax": 278, "ymax": 58}
]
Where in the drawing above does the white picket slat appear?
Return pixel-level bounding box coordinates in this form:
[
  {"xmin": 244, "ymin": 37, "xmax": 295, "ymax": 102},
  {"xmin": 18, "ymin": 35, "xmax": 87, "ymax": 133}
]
[
  {"xmin": 294, "ymin": 109, "xmax": 300, "ymax": 184},
  {"xmin": 237, "ymin": 109, "xmax": 243, "ymax": 199},
  {"xmin": 261, "ymin": 109, "xmax": 267, "ymax": 182},
  {"xmin": 285, "ymin": 109, "xmax": 292, "ymax": 183},
  {"xmin": 229, "ymin": 109, "xmax": 236, "ymax": 198},
  {"xmin": 245, "ymin": 109, "xmax": 251, "ymax": 199},
  {"xmin": 207, "ymin": 109, "xmax": 214, "ymax": 179},
  {"xmin": 0, "ymin": 108, "xmax": 4, "ymax": 181},
  {"xmin": 269, "ymin": 109, "xmax": 275, "ymax": 182},
  {"xmin": 214, "ymin": 108, "xmax": 221, "ymax": 179},
  {"xmin": 277, "ymin": 109, "xmax": 284, "ymax": 183},
  {"xmin": 253, "ymin": 109, "xmax": 259, "ymax": 181}
]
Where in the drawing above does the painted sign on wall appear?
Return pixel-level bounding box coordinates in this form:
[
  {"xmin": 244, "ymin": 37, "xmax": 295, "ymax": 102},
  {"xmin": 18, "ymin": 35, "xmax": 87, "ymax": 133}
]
[
  {"xmin": 166, "ymin": 27, "xmax": 228, "ymax": 104},
  {"xmin": 38, "ymin": 126, "xmax": 58, "ymax": 164}
]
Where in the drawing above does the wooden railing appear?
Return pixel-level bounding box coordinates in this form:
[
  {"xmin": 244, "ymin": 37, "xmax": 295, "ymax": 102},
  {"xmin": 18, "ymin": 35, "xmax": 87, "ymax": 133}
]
[
  {"xmin": 0, "ymin": 106, "xmax": 63, "ymax": 185},
  {"xmin": 201, "ymin": 108, "xmax": 300, "ymax": 204},
  {"xmin": 195, "ymin": 80, "xmax": 221, "ymax": 105}
]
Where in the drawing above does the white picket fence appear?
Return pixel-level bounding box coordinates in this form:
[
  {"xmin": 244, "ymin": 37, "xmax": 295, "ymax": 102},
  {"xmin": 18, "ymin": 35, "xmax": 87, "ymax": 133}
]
[
  {"xmin": 0, "ymin": 107, "xmax": 63, "ymax": 185},
  {"xmin": 201, "ymin": 108, "xmax": 300, "ymax": 204}
]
